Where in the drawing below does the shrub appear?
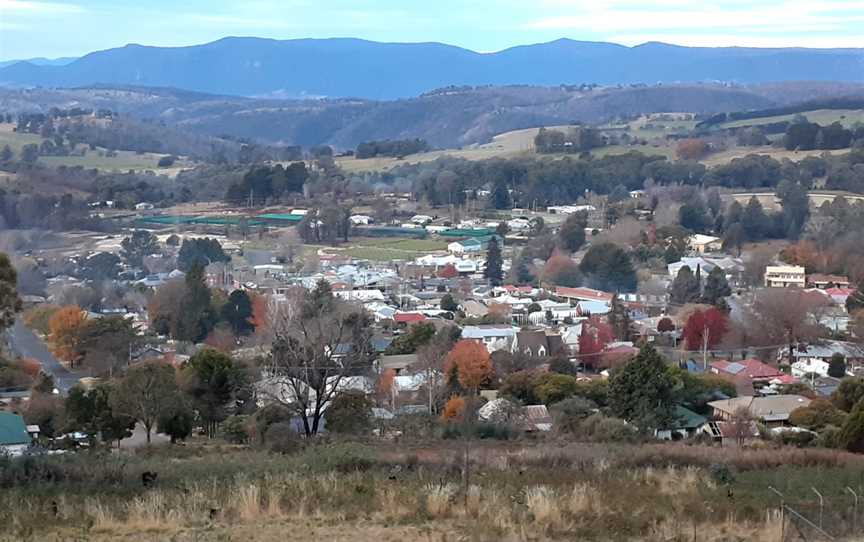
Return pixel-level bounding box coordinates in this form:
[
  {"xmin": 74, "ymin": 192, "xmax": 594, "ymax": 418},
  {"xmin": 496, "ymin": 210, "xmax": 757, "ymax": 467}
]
[
  {"xmin": 326, "ymin": 390, "xmax": 374, "ymax": 434},
  {"xmin": 222, "ymin": 414, "xmax": 251, "ymax": 444},
  {"xmin": 551, "ymin": 397, "xmax": 597, "ymax": 434},
  {"xmin": 264, "ymin": 422, "xmax": 299, "ymax": 454},
  {"xmin": 532, "ymin": 373, "xmax": 579, "ymax": 405},
  {"xmin": 579, "ymin": 414, "xmax": 638, "ymax": 442},
  {"xmin": 298, "ymin": 442, "xmax": 376, "ymax": 473},
  {"xmin": 442, "ymin": 421, "xmax": 514, "ymax": 440}
]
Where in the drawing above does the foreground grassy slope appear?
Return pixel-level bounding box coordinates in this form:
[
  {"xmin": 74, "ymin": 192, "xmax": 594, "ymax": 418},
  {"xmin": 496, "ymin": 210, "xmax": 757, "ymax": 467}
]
[{"xmin": 3, "ymin": 440, "xmax": 864, "ymax": 541}]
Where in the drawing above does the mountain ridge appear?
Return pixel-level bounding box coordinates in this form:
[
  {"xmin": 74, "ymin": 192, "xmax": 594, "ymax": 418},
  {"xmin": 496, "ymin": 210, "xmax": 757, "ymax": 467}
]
[{"xmin": 2, "ymin": 37, "xmax": 863, "ymax": 100}]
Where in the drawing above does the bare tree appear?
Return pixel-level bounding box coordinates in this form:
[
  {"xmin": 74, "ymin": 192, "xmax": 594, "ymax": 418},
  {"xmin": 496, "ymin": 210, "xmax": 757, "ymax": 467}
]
[
  {"xmin": 749, "ymin": 288, "xmax": 830, "ymax": 363},
  {"xmin": 264, "ymin": 280, "xmax": 375, "ymax": 436}
]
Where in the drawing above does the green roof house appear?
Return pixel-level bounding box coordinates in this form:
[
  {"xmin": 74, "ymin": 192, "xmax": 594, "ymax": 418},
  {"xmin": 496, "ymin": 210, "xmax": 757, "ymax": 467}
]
[{"xmin": 0, "ymin": 412, "xmax": 31, "ymax": 457}]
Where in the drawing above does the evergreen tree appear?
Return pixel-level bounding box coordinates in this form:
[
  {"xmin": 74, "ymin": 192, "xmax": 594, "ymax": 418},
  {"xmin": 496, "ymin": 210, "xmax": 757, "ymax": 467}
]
[
  {"xmin": 0, "ymin": 252, "xmax": 22, "ymax": 332},
  {"xmin": 509, "ymin": 249, "xmax": 534, "ymax": 284},
  {"xmin": 120, "ymin": 230, "xmax": 160, "ymax": 269},
  {"xmin": 579, "ymin": 242, "xmax": 637, "ymax": 293},
  {"xmin": 221, "ymin": 289, "xmax": 254, "ymax": 336},
  {"xmin": 484, "ymin": 237, "xmax": 504, "ymax": 285},
  {"xmin": 776, "ymin": 180, "xmax": 810, "ymax": 239},
  {"xmin": 741, "ymin": 197, "xmax": 771, "ymax": 241},
  {"xmin": 608, "ymin": 344, "xmax": 675, "ymax": 431},
  {"xmin": 607, "ymin": 296, "xmax": 632, "ymax": 342},
  {"xmin": 702, "ymin": 267, "xmax": 732, "ymax": 306},
  {"xmin": 175, "ymin": 263, "xmax": 214, "ymax": 343},
  {"xmin": 490, "ymin": 179, "xmax": 511, "ymax": 210},
  {"xmin": 670, "ymin": 266, "xmax": 701, "ymax": 305},
  {"xmin": 829, "ymin": 353, "xmax": 847, "ymax": 379},
  {"xmin": 557, "ymin": 211, "xmax": 588, "ymax": 252}
]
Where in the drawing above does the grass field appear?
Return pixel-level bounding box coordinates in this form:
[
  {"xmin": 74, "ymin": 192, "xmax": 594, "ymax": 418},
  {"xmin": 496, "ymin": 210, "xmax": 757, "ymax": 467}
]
[
  {"xmin": 335, "ymin": 237, "xmax": 449, "ymax": 261},
  {"xmin": 702, "ymin": 146, "xmax": 851, "ymax": 167},
  {"xmin": 4, "ymin": 439, "xmax": 864, "ymax": 541},
  {"xmin": 0, "ymin": 123, "xmax": 194, "ymax": 175},
  {"xmin": 720, "ymin": 109, "xmax": 864, "ymax": 130}
]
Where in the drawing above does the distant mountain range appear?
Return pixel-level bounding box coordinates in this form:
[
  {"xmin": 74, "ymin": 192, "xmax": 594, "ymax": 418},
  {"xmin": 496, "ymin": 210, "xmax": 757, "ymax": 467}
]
[
  {"xmin": 1, "ymin": 37, "xmax": 863, "ymax": 99},
  {"xmin": 0, "ymin": 57, "xmax": 77, "ymax": 69}
]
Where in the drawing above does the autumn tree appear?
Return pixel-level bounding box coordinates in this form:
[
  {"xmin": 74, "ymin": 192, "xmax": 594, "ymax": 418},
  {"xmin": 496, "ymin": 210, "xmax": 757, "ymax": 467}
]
[
  {"xmin": 377, "ymin": 368, "xmax": 397, "ymax": 407},
  {"xmin": 578, "ymin": 317, "xmax": 614, "ymax": 370},
  {"xmin": 541, "ymin": 250, "xmax": 582, "ymax": 287},
  {"xmin": 0, "ymin": 252, "xmax": 22, "ymax": 332},
  {"xmin": 682, "ymin": 308, "xmax": 728, "ymax": 351},
  {"xmin": 111, "ymin": 359, "xmax": 180, "ymax": 444},
  {"xmin": 676, "ymin": 138, "xmax": 709, "ymax": 160},
  {"xmin": 444, "ymin": 340, "xmax": 493, "ymax": 393},
  {"xmin": 48, "ymin": 305, "xmax": 87, "ymax": 366},
  {"xmin": 266, "ymin": 280, "xmax": 375, "ymax": 436}
]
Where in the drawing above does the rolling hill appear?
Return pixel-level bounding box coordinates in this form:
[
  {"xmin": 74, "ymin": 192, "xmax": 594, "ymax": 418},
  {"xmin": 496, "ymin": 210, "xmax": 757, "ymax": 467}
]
[{"xmin": 1, "ymin": 37, "xmax": 864, "ymax": 99}]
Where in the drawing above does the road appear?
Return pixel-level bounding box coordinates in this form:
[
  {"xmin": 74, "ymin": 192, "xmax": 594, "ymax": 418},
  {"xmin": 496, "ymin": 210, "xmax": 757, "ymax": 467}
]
[{"xmin": 5, "ymin": 320, "xmax": 82, "ymax": 393}]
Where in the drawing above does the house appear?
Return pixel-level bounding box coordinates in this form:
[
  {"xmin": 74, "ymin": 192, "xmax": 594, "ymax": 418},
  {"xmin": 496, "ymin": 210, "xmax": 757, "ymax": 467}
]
[
  {"xmin": 555, "ymin": 286, "xmax": 614, "ymax": 305},
  {"xmin": 689, "ymin": 234, "xmax": 722, "ymax": 254},
  {"xmin": 547, "ymin": 205, "xmax": 596, "ymax": 214},
  {"xmin": 764, "ymin": 265, "xmax": 806, "ymax": 288},
  {"xmin": 707, "ymin": 395, "xmax": 811, "ymax": 427},
  {"xmin": 656, "ymin": 406, "xmax": 708, "ymax": 441},
  {"xmin": 826, "ymin": 287, "xmax": 855, "ymax": 306},
  {"xmin": 448, "ymin": 238, "xmax": 483, "ymax": 255},
  {"xmin": 791, "ymin": 341, "xmax": 864, "ymax": 370},
  {"xmin": 699, "ymin": 420, "xmax": 761, "ymax": 446},
  {"xmin": 478, "ymin": 399, "xmax": 553, "ymax": 432},
  {"xmin": 807, "ymin": 274, "xmax": 851, "ymax": 289},
  {"xmin": 791, "ymin": 357, "xmax": 831, "ymax": 378},
  {"xmin": 393, "ymin": 312, "xmax": 427, "ymax": 325},
  {"xmin": 709, "ymin": 359, "xmax": 786, "ymax": 394},
  {"xmin": 0, "ymin": 412, "xmax": 32, "ymax": 457},
  {"xmin": 379, "ymin": 354, "xmax": 419, "ymax": 374},
  {"xmin": 461, "ymin": 324, "xmax": 519, "ymax": 352},
  {"xmin": 513, "ymin": 330, "xmax": 565, "ymax": 357},
  {"xmin": 334, "ymin": 289, "xmax": 387, "ymax": 303}
]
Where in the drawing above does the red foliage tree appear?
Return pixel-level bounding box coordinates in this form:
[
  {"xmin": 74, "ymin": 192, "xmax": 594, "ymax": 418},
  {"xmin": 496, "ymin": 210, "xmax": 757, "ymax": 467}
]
[
  {"xmin": 676, "ymin": 138, "xmax": 709, "ymax": 160},
  {"xmin": 657, "ymin": 317, "xmax": 675, "ymax": 332},
  {"xmin": 578, "ymin": 316, "xmax": 614, "ymax": 369},
  {"xmin": 683, "ymin": 308, "xmax": 728, "ymax": 351},
  {"xmin": 438, "ymin": 264, "xmax": 458, "ymax": 279}
]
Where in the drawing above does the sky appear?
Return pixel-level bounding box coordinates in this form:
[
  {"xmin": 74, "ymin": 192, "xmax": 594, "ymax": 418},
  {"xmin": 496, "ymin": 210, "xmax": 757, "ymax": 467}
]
[{"xmin": 1, "ymin": 0, "xmax": 864, "ymax": 61}]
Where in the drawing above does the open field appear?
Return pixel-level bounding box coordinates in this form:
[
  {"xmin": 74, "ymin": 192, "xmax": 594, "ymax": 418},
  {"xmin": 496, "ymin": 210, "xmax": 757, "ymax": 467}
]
[
  {"xmin": 0, "ymin": 123, "xmax": 194, "ymax": 174},
  {"xmin": 325, "ymin": 237, "xmax": 449, "ymax": 261},
  {"xmin": 702, "ymin": 145, "xmax": 850, "ymax": 167},
  {"xmin": 720, "ymin": 108, "xmax": 864, "ymax": 130},
  {"xmin": 4, "ymin": 439, "xmax": 864, "ymax": 541}
]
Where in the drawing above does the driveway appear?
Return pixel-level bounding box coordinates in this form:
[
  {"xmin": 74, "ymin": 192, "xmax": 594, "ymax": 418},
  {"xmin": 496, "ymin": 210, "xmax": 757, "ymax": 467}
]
[{"xmin": 5, "ymin": 319, "xmax": 82, "ymax": 394}]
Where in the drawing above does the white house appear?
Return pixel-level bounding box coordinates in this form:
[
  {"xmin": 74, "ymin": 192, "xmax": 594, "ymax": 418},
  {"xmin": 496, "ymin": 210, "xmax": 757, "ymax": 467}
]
[
  {"xmin": 689, "ymin": 234, "xmax": 722, "ymax": 254},
  {"xmin": 461, "ymin": 325, "xmax": 519, "ymax": 352},
  {"xmin": 448, "ymin": 238, "xmax": 483, "ymax": 255},
  {"xmin": 764, "ymin": 265, "xmax": 806, "ymax": 288},
  {"xmin": 791, "ymin": 358, "xmax": 831, "ymax": 378}
]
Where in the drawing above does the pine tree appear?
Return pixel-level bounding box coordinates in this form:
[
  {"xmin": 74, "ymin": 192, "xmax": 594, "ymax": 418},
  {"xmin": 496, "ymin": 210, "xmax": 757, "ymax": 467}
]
[
  {"xmin": 607, "ymin": 295, "xmax": 632, "ymax": 342},
  {"xmin": 609, "ymin": 344, "xmax": 675, "ymax": 431},
  {"xmin": 490, "ymin": 180, "xmax": 511, "ymax": 210},
  {"xmin": 484, "ymin": 237, "xmax": 504, "ymax": 285},
  {"xmin": 670, "ymin": 266, "xmax": 701, "ymax": 305},
  {"xmin": 176, "ymin": 263, "xmax": 214, "ymax": 343},
  {"xmin": 702, "ymin": 267, "xmax": 732, "ymax": 306}
]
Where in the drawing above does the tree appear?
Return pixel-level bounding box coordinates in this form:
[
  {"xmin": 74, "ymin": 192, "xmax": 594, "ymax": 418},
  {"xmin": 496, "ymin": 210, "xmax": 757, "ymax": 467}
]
[
  {"xmin": 175, "ymin": 263, "xmax": 215, "ymax": 343},
  {"xmin": 749, "ymin": 288, "xmax": 829, "ymax": 363},
  {"xmin": 499, "ymin": 370, "xmax": 541, "ymax": 404},
  {"xmin": 157, "ymin": 397, "xmax": 194, "ymax": 444},
  {"xmin": 541, "ymin": 251, "xmax": 582, "ymax": 287},
  {"xmin": 670, "ymin": 266, "xmax": 701, "ymax": 305},
  {"xmin": 789, "ymin": 400, "xmax": 846, "ymax": 431},
  {"xmin": 440, "ymin": 293, "xmax": 458, "ymax": 312},
  {"xmin": 484, "ymin": 237, "xmax": 503, "ymax": 285},
  {"xmin": 0, "ymin": 145, "xmax": 13, "ymax": 162},
  {"xmin": 608, "ymin": 344, "xmax": 675, "ymax": 431},
  {"xmin": 607, "ymin": 295, "xmax": 632, "ymax": 342},
  {"xmin": 74, "ymin": 315, "xmax": 138, "ymax": 376},
  {"xmin": 776, "ymin": 180, "xmax": 809, "ymax": 239},
  {"xmin": 679, "ymin": 201, "xmax": 710, "ymax": 232},
  {"xmin": 0, "ymin": 253, "xmax": 22, "ymax": 332},
  {"xmin": 79, "ymin": 252, "xmax": 121, "ymax": 281},
  {"xmin": 177, "ymin": 238, "xmax": 229, "ymax": 271},
  {"xmin": 386, "ymin": 321, "xmax": 436, "ymax": 354},
  {"xmin": 509, "ymin": 249, "xmax": 534, "ymax": 284},
  {"xmin": 490, "ymin": 179, "xmax": 511, "ymax": 210},
  {"xmin": 702, "ymin": 267, "xmax": 732, "ymax": 306},
  {"xmin": 221, "ymin": 289, "xmax": 254, "ymax": 336},
  {"xmin": 326, "ymin": 390, "xmax": 374, "ymax": 434},
  {"xmin": 579, "ymin": 242, "xmax": 637, "ymax": 292},
  {"xmin": 111, "ymin": 359, "xmax": 179, "ymax": 444},
  {"xmin": 676, "ymin": 138, "xmax": 709, "ymax": 160},
  {"xmin": 741, "ymin": 197, "xmax": 772, "ymax": 241},
  {"xmin": 48, "ymin": 305, "xmax": 87, "ymax": 366},
  {"xmin": 657, "ymin": 317, "xmax": 675, "ymax": 332},
  {"xmin": 148, "ymin": 278, "xmax": 187, "ymax": 338},
  {"xmin": 120, "ymin": 230, "xmax": 160, "ymax": 269},
  {"xmin": 266, "ymin": 280, "xmax": 375, "ymax": 436},
  {"xmin": 682, "ymin": 308, "xmax": 728, "ymax": 351},
  {"xmin": 832, "ymin": 378, "xmax": 864, "ymax": 412},
  {"xmin": 829, "ymin": 352, "xmax": 847, "ymax": 378},
  {"xmin": 444, "ymin": 340, "xmax": 493, "ymax": 393},
  {"xmin": 180, "ymin": 348, "xmax": 246, "ymax": 438},
  {"xmin": 840, "ymin": 399, "xmax": 864, "ymax": 453},
  {"xmin": 578, "ymin": 317, "xmax": 613, "ymax": 370},
  {"xmin": 557, "ymin": 211, "xmax": 588, "ymax": 252},
  {"xmin": 532, "ymin": 373, "xmax": 579, "ymax": 405},
  {"xmin": 64, "ymin": 383, "xmax": 135, "ymax": 446},
  {"xmin": 552, "ymin": 396, "xmax": 598, "ymax": 434}
]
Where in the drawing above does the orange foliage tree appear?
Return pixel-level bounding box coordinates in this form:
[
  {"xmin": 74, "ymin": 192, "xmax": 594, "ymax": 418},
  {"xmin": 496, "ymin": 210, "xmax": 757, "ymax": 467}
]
[
  {"xmin": 48, "ymin": 305, "xmax": 87, "ymax": 366},
  {"xmin": 441, "ymin": 395, "xmax": 466, "ymax": 422},
  {"xmin": 377, "ymin": 368, "xmax": 397, "ymax": 407},
  {"xmin": 249, "ymin": 293, "xmax": 271, "ymax": 337},
  {"xmin": 676, "ymin": 138, "xmax": 709, "ymax": 160},
  {"xmin": 444, "ymin": 340, "xmax": 494, "ymax": 392}
]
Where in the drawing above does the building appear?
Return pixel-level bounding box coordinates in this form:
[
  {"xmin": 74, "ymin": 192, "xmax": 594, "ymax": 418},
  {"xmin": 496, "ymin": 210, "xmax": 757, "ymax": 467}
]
[
  {"xmin": 688, "ymin": 234, "xmax": 722, "ymax": 254},
  {"xmin": 807, "ymin": 274, "xmax": 851, "ymax": 289},
  {"xmin": 513, "ymin": 330, "xmax": 565, "ymax": 357},
  {"xmin": 764, "ymin": 265, "xmax": 806, "ymax": 288},
  {"xmin": 461, "ymin": 324, "xmax": 519, "ymax": 352},
  {"xmin": 0, "ymin": 412, "xmax": 32, "ymax": 457},
  {"xmin": 707, "ymin": 395, "xmax": 811, "ymax": 427},
  {"xmin": 554, "ymin": 286, "xmax": 614, "ymax": 305}
]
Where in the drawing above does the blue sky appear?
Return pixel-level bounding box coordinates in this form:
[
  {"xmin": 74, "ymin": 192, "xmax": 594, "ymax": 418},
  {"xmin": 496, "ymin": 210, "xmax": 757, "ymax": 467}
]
[{"xmin": 1, "ymin": 0, "xmax": 863, "ymax": 61}]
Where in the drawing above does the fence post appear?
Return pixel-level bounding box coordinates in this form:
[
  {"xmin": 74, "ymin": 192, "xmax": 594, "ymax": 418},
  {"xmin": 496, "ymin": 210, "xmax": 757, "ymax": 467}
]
[
  {"xmin": 847, "ymin": 487, "xmax": 859, "ymax": 535},
  {"xmin": 812, "ymin": 487, "xmax": 824, "ymax": 531},
  {"xmin": 769, "ymin": 486, "xmax": 785, "ymax": 542}
]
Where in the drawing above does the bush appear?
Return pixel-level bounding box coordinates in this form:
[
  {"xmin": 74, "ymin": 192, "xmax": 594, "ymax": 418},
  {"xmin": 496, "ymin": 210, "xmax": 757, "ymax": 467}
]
[
  {"xmin": 551, "ymin": 397, "xmax": 597, "ymax": 434},
  {"xmin": 264, "ymin": 422, "xmax": 299, "ymax": 454},
  {"xmin": 222, "ymin": 414, "xmax": 250, "ymax": 444},
  {"xmin": 442, "ymin": 421, "xmax": 514, "ymax": 440},
  {"xmin": 298, "ymin": 443, "xmax": 376, "ymax": 473},
  {"xmin": 579, "ymin": 414, "xmax": 638, "ymax": 442},
  {"xmin": 532, "ymin": 373, "xmax": 579, "ymax": 405},
  {"xmin": 708, "ymin": 463, "xmax": 736, "ymax": 485}
]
